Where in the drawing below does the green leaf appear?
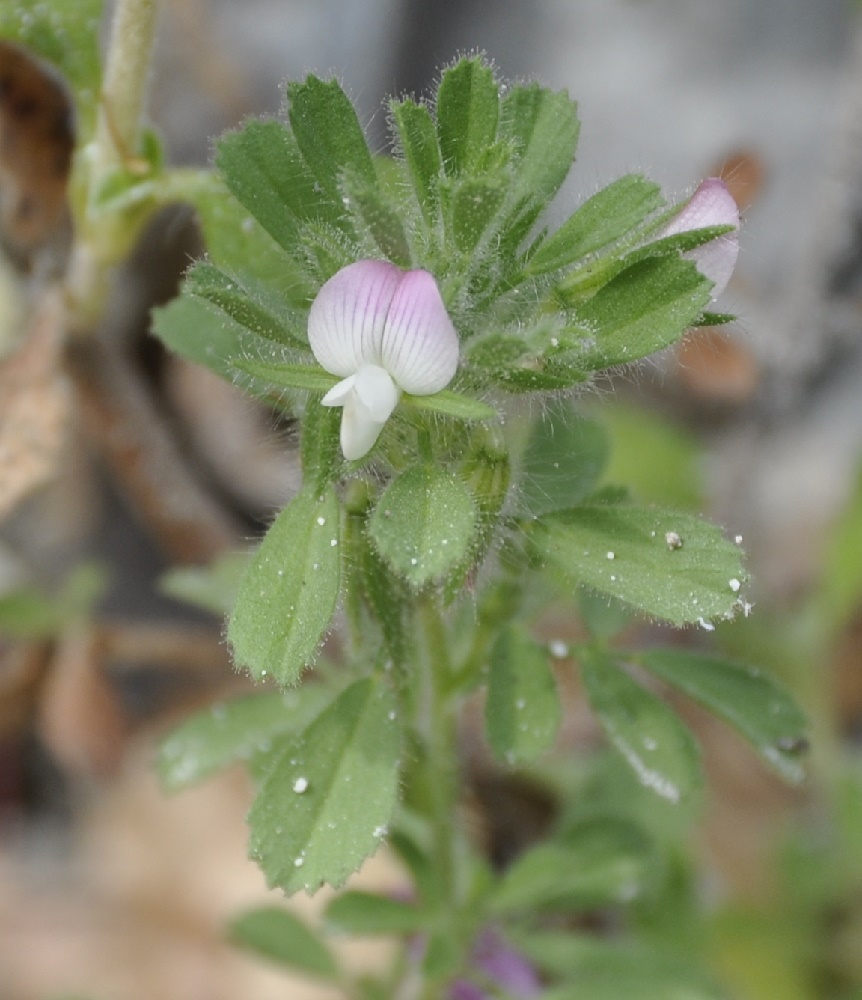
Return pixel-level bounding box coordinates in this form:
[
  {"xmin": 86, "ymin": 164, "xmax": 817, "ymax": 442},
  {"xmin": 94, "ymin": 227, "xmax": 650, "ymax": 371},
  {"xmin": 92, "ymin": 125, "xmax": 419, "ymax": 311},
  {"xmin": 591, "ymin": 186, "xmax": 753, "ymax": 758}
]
[
  {"xmin": 369, "ymin": 464, "xmax": 478, "ymax": 588},
  {"xmin": 300, "ymin": 399, "xmax": 343, "ymax": 491},
  {"xmin": 436, "ymin": 57, "xmax": 500, "ymax": 176},
  {"xmin": 499, "ymin": 83, "xmax": 580, "ymax": 242},
  {"xmin": 640, "ymin": 649, "xmax": 808, "ymax": 783},
  {"xmin": 441, "ymin": 173, "xmax": 507, "ymax": 252},
  {"xmin": 325, "ymin": 891, "xmax": 427, "ymax": 935},
  {"xmin": 485, "ymin": 625, "xmax": 561, "ymax": 763},
  {"xmin": 228, "ymin": 907, "xmax": 339, "ymax": 980},
  {"xmin": 157, "ymin": 687, "xmax": 332, "ymax": 791},
  {"xmin": 390, "ymin": 98, "xmax": 443, "ymax": 222},
  {"xmin": 287, "ymin": 76, "xmax": 377, "ymax": 201},
  {"xmin": 248, "ymin": 677, "xmax": 401, "ymax": 894},
  {"xmin": 216, "ymin": 120, "xmax": 327, "ymax": 253},
  {"xmin": 575, "ymin": 256, "xmax": 712, "ymax": 369},
  {"xmin": 160, "ymin": 551, "xmax": 248, "ymax": 616},
  {"xmin": 490, "ymin": 819, "xmax": 654, "ymax": 913},
  {"xmin": 519, "ymin": 401, "xmax": 609, "ymax": 517},
  {"xmin": 530, "ymin": 506, "xmax": 747, "ymax": 626},
  {"xmin": 401, "ymin": 389, "xmax": 497, "ymax": 422},
  {"xmin": 228, "ymin": 488, "xmax": 341, "ymax": 686},
  {"xmin": 527, "ymin": 175, "xmax": 663, "ymax": 275},
  {"xmin": 0, "ymin": 0, "xmax": 102, "ymax": 135},
  {"xmin": 577, "ymin": 588, "xmax": 632, "ymax": 641},
  {"xmin": 579, "ymin": 648, "xmax": 702, "ymax": 806},
  {"xmin": 342, "ymin": 171, "xmax": 411, "ymax": 266},
  {"xmin": 232, "ymin": 359, "xmax": 338, "ymax": 394},
  {"xmin": 0, "ymin": 564, "xmax": 105, "ymax": 639}
]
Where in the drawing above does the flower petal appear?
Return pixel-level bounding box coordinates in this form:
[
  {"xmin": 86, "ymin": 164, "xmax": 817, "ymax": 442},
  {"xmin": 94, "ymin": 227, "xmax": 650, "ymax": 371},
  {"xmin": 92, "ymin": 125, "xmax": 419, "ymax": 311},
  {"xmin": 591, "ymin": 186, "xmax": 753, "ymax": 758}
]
[
  {"xmin": 308, "ymin": 260, "xmax": 402, "ymax": 376},
  {"xmin": 662, "ymin": 178, "xmax": 740, "ymax": 298},
  {"xmin": 339, "ymin": 392, "xmax": 388, "ymax": 461},
  {"xmin": 380, "ymin": 269, "xmax": 460, "ymax": 395},
  {"xmin": 323, "ymin": 366, "xmax": 399, "ymax": 461},
  {"xmin": 352, "ymin": 364, "xmax": 400, "ymax": 422}
]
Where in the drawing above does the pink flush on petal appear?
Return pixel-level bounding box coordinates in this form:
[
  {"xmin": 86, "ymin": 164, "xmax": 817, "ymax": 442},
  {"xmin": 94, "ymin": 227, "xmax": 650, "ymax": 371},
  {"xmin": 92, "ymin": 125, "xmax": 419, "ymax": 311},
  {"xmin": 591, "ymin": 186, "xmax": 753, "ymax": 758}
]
[
  {"xmin": 661, "ymin": 177, "xmax": 740, "ymax": 299},
  {"xmin": 309, "ymin": 260, "xmax": 460, "ymax": 460}
]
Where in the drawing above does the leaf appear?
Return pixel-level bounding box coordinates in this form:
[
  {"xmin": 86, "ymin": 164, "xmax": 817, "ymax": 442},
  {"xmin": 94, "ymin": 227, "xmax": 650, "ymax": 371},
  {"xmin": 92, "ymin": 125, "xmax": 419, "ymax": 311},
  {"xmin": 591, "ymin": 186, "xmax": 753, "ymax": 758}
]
[
  {"xmin": 519, "ymin": 401, "xmax": 609, "ymax": 517},
  {"xmin": 248, "ymin": 677, "xmax": 401, "ymax": 894},
  {"xmin": 228, "ymin": 487, "xmax": 341, "ymax": 686},
  {"xmin": 441, "ymin": 172, "xmax": 507, "ymax": 252},
  {"xmin": 0, "ymin": 1, "xmax": 102, "ymax": 135},
  {"xmin": 436, "ymin": 57, "xmax": 500, "ymax": 176},
  {"xmin": 160, "ymin": 550, "xmax": 248, "ymax": 616},
  {"xmin": 369, "ymin": 464, "xmax": 478, "ymax": 588},
  {"xmin": 574, "ymin": 256, "xmax": 712, "ymax": 369},
  {"xmin": 287, "ymin": 76, "xmax": 376, "ymax": 202},
  {"xmin": 579, "ymin": 648, "xmax": 702, "ymax": 806},
  {"xmin": 215, "ymin": 119, "xmax": 329, "ymax": 253},
  {"xmin": 490, "ymin": 819, "xmax": 654, "ymax": 914},
  {"xmin": 300, "ymin": 399, "xmax": 343, "ymax": 491},
  {"xmin": 0, "ymin": 564, "xmax": 105, "ymax": 640},
  {"xmin": 640, "ymin": 649, "xmax": 808, "ymax": 783},
  {"xmin": 390, "ymin": 98, "xmax": 443, "ymax": 222},
  {"xmin": 527, "ymin": 175, "xmax": 663, "ymax": 275},
  {"xmin": 325, "ymin": 891, "xmax": 427, "ymax": 935},
  {"xmin": 157, "ymin": 687, "xmax": 332, "ymax": 791},
  {"xmin": 530, "ymin": 506, "xmax": 746, "ymax": 626},
  {"xmin": 400, "ymin": 389, "xmax": 497, "ymax": 422},
  {"xmin": 232, "ymin": 358, "xmax": 338, "ymax": 394},
  {"xmin": 342, "ymin": 170, "xmax": 411, "ymax": 267},
  {"xmin": 228, "ymin": 906, "xmax": 339, "ymax": 980},
  {"xmin": 485, "ymin": 624, "xmax": 560, "ymax": 763}
]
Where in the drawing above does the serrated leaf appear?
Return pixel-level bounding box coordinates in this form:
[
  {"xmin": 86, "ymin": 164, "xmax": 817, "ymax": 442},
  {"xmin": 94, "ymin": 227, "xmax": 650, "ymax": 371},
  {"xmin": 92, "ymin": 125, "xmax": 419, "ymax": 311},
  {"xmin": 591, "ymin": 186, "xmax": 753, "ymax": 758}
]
[
  {"xmin": 157, "ymin": 687, "xmax": 331, "ymax": 791},
  {"xmin": 390, "ymin": 98, "xmax": 442, "ymax": 222},
  {"xmin": 576, "ymin": 256, "xmax": 712, "ymax": 369},
  {"xmin": 640, "ymin": 649, "xmax": 808, "ymax": 783},
  {"xmin": 401, "ymin": 389, "xmax": 497, "ymax": 421},
  {"xmin": 368, "ymin": 464, "xmax": 478, "ymax": 588},
  {"xmin": 519, "ymin": 401, "xmax": 609, "ymax": 517},
  {"xmin": 490, "ymin": 819, "xmax": 653, "ymax": 914},
  {"xmin": 160, "ymin": 551, "xmax": 248, "ymax": 616},
  {"xmin": 287, "ymin": 76, "xmax": 376, "ymax": 201},
  {"xmin": 229, "ymin": 907, "xmax": 339, "ymax": 980},
  {"xmin": 216, "ymin": 119, "xmax": 329, "ymax": 253},
  {"xmin": 486, "ymin": 625, "xmax": 560, "ymax": 763},
  {"xmin": 0, "ymin": 0, "xmax": 102, "ymax": 135},
  {"xmin": 530, "ymin": 506, "xmax": 746, "ymax": 626},
  {"xmin": 248, "ymin": 677, "xmax": 400, "ymax": 894},
  {"xmin": 527, "ymin": 175, "xmax": 663, "ymax": 275},
  {"xmin": 579, "ymin": 648, "xmax": 702, "ymax": 806},
  {"xmin": 228, "ymin": 488, "xmax": 341, "ymax": 686},
  {"xmin": 325, "ymin": 891, "xmax": 427, "ymax": 935},
  {"xmin": 436, "ymin": 58, "xmax": 500, "ymax": 176}
]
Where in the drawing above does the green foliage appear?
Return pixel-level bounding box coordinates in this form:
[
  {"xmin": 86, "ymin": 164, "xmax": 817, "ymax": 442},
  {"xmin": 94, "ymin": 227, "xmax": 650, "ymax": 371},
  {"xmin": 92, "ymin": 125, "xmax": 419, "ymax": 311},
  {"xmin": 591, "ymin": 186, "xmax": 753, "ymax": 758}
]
[
  {"xmin": 229, "ymin": 907, "xmax": 339, "ymax": 980},
  {"xmin": 324, "ymin": 891, "xmax": 427, "ymax": 935},
  {"xmin": 247, "ymin": 678, "xmax": 401, "ymax": 894},
  {"xmin": 159, "ymin": 551, "xmax": 248, "ymax": 616},
  {"xmin": 228, "ymin": 487, "xmax": 341, "ymax": 686},
  {"xmin": 0, "ymin": 564, "xmax": 105, "ymax": 639}
]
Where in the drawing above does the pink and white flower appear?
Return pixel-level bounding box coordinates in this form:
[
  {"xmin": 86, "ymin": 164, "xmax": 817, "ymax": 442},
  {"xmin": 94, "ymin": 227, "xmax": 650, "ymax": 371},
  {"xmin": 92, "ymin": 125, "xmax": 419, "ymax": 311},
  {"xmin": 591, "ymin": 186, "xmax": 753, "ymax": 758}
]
[{"xmin": 308, "ymin": 260, "xmax": 460, "ymax": 460}]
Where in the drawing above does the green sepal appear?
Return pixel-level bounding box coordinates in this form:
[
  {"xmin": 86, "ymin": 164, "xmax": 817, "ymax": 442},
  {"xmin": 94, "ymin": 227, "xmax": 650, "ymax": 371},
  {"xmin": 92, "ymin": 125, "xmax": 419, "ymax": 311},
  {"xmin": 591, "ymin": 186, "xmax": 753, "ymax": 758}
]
[
  {"xmin": 227, "ymin": 487, "xmax": 341, "ymax": 686},
  {"xmin": 247, "ymin": 677, "xmax": 401, "ymax": 894},
  {"xmin": 640, "ymin": 649, "xmax": 808, "ymax": 783},
  {"xmin": 579, "ymin": 647, "xmax": 702, "ymax": 807},
  {"xmin": 228, "ymin": 907, "xmax": 340, "ymax": 980}
]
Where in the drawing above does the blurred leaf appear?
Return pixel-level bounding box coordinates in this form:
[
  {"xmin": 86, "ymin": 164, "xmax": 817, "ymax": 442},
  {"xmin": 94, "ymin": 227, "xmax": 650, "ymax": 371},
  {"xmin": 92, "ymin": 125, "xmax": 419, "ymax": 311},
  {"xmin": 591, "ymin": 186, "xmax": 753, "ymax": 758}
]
[
  {"xmin": 436, "ymin": 57, "xmax": 500, "ymax": 176},
  {"xmin": 490, "ymin": 818, "xmax": 653, "ymax": 913},
  {"xmin": 159, "ymin": 551, "xmax": 248, "ymax": 616},
  {"xmin": 248, "ymin": 677, "xmax": 401, "ymax": 894},
  {"xmin": 531, "ymin": 506, "xmax": 746, "ymax": 626},
  {"xmin": 0, "ymin": 1, "xmax": 102, "ymax": 135},
  {"xmin": 369, "ymin": 464, "xmax": 477, "ymax": 589},
  {"xmin": 325, "ymin": 891, "xmax": 427, "ymax": 935},
  {"xmin": 640, "ymin": 649, "xmax": 808, "ymax": 784},
  {"xmin": 519, "ymin": 401, "xmax": 609, "ymax": 517},
  {"xmin": 817, "ymin": 464, "xmax": 862, "ymax": 633},
  {"xmin": 485, "ymin": 624, "xmax": 560, "ymax": 763},
  {"xmin": 0, "ymin": 563, "xmax": 105, "ymax": 639},
  {"xmin": 577, "ymin": 588, "xmax": 633, "ymax": 640},
  {"xmin": 157, "ymin": 686, "xmax": 332, "ymax": 791},
  {"xmin": 228, "ymin": 487, "xmax": 341, "ymax": 686},
  {"xmin": 229, "ymin": 906, "xmax": 339, "ymax": 980},
  {"xmin": 526, "ymin": 174, "xmax": 663, "ymax": 276},
  {"xmin": 579, "ymin": 648, "xmax": 702, "ymax": 807}
]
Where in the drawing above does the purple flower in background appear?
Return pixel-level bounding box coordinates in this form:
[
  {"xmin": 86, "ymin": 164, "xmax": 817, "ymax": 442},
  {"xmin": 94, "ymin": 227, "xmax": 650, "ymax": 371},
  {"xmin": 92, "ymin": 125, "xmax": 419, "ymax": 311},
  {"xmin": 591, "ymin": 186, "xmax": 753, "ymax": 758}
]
[
  {"xmin": 308, "ymin": 259, "xmax": 460, "ymax": 460},
  {"xmin": 449, "ymin": 928, "xmax": 541, "ymax": 999},
  {"xmin": 660, "ymin": 177, "xmax": 740, "ymax": 298}
]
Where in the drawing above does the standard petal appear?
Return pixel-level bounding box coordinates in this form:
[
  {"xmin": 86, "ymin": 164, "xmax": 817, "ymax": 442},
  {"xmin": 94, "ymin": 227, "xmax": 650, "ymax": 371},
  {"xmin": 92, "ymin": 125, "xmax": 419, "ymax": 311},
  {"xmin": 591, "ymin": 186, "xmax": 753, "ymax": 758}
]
[
  {"xmin": 662, "ymin": 178, "xmax": 740, "ymax": 298},
  {"xmin": 380, "ymin": 269, "xmax": 460, "ymax": 395},
  {"xmin": 308, "ymin": 260, "xmax": 402, "ymax": 376}
]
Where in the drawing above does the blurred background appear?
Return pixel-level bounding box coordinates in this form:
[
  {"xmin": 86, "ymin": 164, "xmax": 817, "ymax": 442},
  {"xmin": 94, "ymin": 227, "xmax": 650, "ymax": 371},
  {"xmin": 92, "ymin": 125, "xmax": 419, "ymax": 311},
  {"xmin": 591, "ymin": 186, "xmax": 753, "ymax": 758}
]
[{"xmin": 2, "ymin": 0, "xmax": 862, "ymax": 997}]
